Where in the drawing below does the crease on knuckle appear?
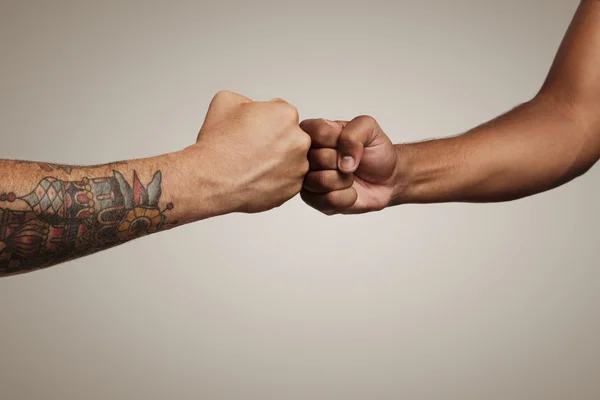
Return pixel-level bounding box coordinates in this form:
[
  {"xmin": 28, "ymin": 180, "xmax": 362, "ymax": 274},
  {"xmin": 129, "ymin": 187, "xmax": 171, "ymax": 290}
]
[{"xmin": 317, "ymin": 171, "xmax": 331, "ymax": 188}]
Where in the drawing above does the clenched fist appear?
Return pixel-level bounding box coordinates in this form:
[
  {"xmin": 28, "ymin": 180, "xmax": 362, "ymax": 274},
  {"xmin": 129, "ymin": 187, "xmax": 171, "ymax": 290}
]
[
  {"xmin": 184, "ymin": 91, "xmax": 311, "ymax": 214},
  {"xmin": 300, "ymin": 116, "xmax": 400, "ymax": 215}
]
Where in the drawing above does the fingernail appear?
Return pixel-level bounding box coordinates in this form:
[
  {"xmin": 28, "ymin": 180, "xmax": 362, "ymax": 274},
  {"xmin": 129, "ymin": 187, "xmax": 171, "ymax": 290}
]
[{"xmin": 340, "ymin": 156, "xmax": 355, "ymax": 171}]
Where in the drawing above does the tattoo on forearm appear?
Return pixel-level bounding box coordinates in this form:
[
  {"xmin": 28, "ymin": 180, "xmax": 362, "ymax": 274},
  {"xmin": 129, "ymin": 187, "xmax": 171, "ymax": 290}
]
[
  {"xmin": 12, "ymin": 160, "xmax": 128, "ymax": 175},
  {"xmin": 0, "ymin": 170, "xmax": 174, "ymax": 276},
  {"xmin": 37, "ymin": 162, "xmax": 74, "ymax": 174}
]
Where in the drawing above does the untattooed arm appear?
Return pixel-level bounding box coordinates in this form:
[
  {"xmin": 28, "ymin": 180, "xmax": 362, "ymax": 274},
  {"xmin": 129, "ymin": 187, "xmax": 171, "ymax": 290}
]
[
  {"xmin": 300, "ymin": 0, "xmax": 600, "ymax": 214},
  {"xmin": 0, "ymin": 91, "xmax": 310, "ymax": 277}
]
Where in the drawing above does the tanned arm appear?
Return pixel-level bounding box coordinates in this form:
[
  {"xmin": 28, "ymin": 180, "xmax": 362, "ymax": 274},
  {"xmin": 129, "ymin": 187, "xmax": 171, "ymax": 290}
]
[
  {"xmin": 0, "ymin": 91, "xmax": 311, "ymax": 277},
  {"xmin": 300, "ymin": 1, "xmax": 600, "ymax": 215},
  {"xmin": 396, "ymin": 0, "xmax": 600, "ymax": 204}
]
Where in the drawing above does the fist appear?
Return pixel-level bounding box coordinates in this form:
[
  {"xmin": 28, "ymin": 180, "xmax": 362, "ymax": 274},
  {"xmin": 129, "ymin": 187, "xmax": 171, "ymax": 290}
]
[
  {"xmin": 300, "ymin": 116, "xmax": 400, "ymax": 215},
  {"xmin": 188, "ymin": 91, "xmax": 311, "ymax": 214}
]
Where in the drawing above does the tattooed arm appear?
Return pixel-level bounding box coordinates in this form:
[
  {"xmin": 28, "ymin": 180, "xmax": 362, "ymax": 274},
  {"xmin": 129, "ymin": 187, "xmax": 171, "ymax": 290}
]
[
  {"xmin": 0, "ymin": 158, "xmax": 181, "ymax": 275},
  {"xmin": 0, "ymin": 91, "xmax": 311, "ymax": 277}
]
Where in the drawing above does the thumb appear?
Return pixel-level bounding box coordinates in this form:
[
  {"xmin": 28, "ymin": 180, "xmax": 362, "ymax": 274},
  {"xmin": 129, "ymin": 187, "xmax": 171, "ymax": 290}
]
[{"xmin": 337, "ymin": 115, "xmax": 380, "ymax": 174}]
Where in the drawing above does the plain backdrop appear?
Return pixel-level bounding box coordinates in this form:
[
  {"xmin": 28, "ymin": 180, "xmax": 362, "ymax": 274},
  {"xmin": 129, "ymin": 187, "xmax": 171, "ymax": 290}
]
[{"xmin": 1, "ymin": 0, "xmax": 599, "ymax": 399}]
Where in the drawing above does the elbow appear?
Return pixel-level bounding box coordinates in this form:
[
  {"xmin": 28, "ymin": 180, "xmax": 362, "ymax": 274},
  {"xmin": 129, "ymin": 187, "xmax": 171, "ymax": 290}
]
[{"xmin": 533, "ymin": 92, "xmax": 600, "ymax": 183}]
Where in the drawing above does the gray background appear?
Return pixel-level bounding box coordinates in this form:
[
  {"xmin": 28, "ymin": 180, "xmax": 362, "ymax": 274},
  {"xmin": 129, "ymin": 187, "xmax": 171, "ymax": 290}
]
[{"xmin": 1, "ymin": 0, "xmax": 599, "ymax": 399}]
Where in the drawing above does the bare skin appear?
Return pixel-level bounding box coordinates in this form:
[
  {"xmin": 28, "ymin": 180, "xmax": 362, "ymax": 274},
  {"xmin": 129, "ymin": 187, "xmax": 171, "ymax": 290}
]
[
  {"xmin": 301, "ymin": 0, "xmax": 600, "ymax": 215},
  {"xmin": 0, "ymin": 91, "xmax": 310, "ymax": 277},
  {"xmin": 4, "ymin": 2, "xmax": 597, "ymax": 276}
]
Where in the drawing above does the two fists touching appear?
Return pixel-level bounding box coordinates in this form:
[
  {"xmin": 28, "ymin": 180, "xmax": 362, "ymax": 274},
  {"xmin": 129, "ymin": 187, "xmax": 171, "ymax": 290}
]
[{"xmin": 188, "ymin": 91, "xmax": 401, "ymax": 216}]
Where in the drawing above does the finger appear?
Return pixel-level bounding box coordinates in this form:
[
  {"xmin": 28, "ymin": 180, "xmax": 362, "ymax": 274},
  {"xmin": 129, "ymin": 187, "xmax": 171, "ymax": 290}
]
[
  {"xmin": 303, "ymin": 170, "xmax": 354, "ymax": 193},
  {"xmin": 337, "ymin": 115, "xmax": 380, "ymax": 174},
  {"xmin": 300, "ymin": 119, "xmax": 348, "ymax": 148},
  {"xmin": 300, "ymin": 187, "xmax": 358, "ymax": 214},
  {"xmin": 308, "ymin": 148, "xmax": 338, "ymax": 170}
]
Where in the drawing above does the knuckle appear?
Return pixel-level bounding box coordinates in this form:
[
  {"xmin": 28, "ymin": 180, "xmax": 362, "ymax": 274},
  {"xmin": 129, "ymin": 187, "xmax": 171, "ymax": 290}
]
[
  {"xmin": 213, "ymin": 90, "xmax": 251, "ymax": 105},
  {"xmin": 322, "ymin": 171, "xmax": 342, "ymax": 189},
  {"xmin": 285, "ymin": 103, "xmax": 300, "ymax": 121},
  {"xmin": 214, "ymin": 90, "xmax": 233, "ymax": 99},
  {"xmin": 312, "ymin": 123, "xmax": 331, "ymax": 143},
  {"xmin": 337, "ymin": 135, "xmax": 355, "ymax": 146},
  {"xmin": 316, "ymin": 171, "xmax": 331, "ymax": 187},
  {"xmin": 308, "ymin": 148, "xmax": 320, "ymax": 160},
  {"xmin": 354, "ymin": 114, "xmax": 377, "ymax": 126},
  {"xmin": 291, "ymin": 135, "xmax": 310, "ymax": 155},
  {"xmin": 299, "ymin": 119, "xmax": 311, "ymax": 131},
  {"xmin": 301, "ymin": 160, "xmax": 310, "ymax": 174},
  {"xmin": 318, "ymin": 148, "xmax": 336, "ymax": 166},
  {"xmin": 317, "ymin": 118, "xmax": 331, "ymax": 131},
  {"xmin": 300, "ymin": 133, "xmax": 312, "ymax": 150},
  {"xmin": 307, "ymin": 154, "xmax": 320, "ymax": 170}
]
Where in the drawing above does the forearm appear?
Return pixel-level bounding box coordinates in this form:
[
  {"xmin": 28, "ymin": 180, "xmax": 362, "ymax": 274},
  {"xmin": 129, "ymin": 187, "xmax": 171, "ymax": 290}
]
[
  {"xmin": 0, "ymin": 149, "xmax": 226, "ymax": 277},
  {"xmin": 394, "ymin": 95, "xmax": 600, "ymax": 204},
  {"xmin": 392, "ymin": 1, "xmax": 600, "ymax": 205}
]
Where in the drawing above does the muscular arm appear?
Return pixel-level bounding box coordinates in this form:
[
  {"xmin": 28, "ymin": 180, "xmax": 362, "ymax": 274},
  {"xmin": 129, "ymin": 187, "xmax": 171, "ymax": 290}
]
[{"xmin": 394, "ymin": 0, "xmax": 600, "ymax": 204}]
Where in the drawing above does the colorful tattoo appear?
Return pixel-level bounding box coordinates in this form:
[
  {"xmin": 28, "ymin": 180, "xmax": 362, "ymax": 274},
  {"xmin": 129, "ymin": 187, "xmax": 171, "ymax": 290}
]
[{"xmin": 0, "ymin": 170, "xmax": 174, "ymax": 275}]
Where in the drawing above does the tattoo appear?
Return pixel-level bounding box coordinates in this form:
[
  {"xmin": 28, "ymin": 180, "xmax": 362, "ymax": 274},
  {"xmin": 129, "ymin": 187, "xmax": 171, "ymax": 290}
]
[
  {"xmin": 37, "ymin": 162, "xmax": 74, "ymax": 174},
  {"xmin": 0, "ymin": 170, "xmax": 174, "ymax": 276},
  {"xmin": 12, "ymin": 160, "xmax": 127, "ymax": 175}
]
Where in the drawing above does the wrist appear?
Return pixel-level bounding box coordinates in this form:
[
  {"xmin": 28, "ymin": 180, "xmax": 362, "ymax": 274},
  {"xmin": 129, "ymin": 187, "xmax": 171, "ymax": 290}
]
[
  {"xmin": 153, "ymin": 147, "xmax": 239, "ymax": 223},
  {"xmin": 389, "ymin": 137, "xmax": 474, "ymax": 205},
  {"xmin": 389, "ymin": 144, "xmax": 414, "ymax": 206}
]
